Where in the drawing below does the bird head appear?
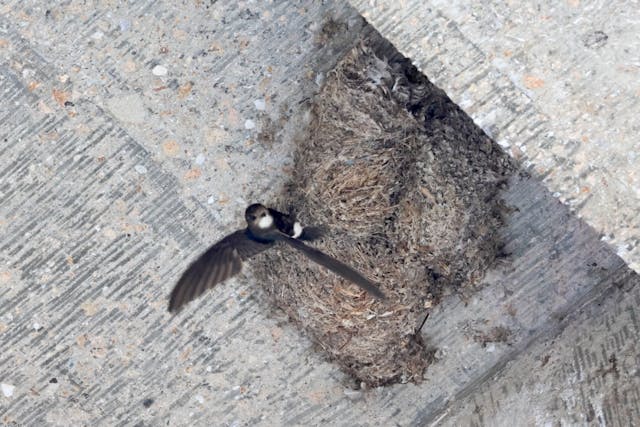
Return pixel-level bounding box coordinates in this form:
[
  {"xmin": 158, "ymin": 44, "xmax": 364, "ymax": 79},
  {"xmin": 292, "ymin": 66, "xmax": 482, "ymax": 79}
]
[{"xmin": 245, "ymin": 204, "xmax": 274, "ymax": 230}]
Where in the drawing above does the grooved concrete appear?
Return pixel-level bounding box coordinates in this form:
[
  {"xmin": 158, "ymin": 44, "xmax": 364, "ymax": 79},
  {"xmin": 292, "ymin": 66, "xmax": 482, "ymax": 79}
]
[
  {"xmin": 1, "ymin": 1, "xmax": 639, "ymax": 426},
  {"xmin": 350, "ymin": 0, "xmax": 640, "ymax": 275},
  {"xmin": 347, "ymin": 1, "xmax": 640, "ymax": 424}
]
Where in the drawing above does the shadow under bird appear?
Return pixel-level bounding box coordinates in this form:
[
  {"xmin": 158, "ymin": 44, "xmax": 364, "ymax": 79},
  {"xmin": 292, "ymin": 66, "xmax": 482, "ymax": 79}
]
[{"xmin": 168, "ymin": 203, "xmax": 386, "ymax": 313}]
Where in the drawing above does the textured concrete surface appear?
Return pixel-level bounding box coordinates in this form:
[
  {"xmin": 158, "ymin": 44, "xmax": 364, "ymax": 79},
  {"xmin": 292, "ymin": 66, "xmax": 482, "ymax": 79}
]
[
  {"xmin": 346, "ymin": 1, "xmax": 640, "ymax": 424},
  {"xmin": 1, "ymin": 1, "xmax": 640, "ymax": 426},
  {"xmin": 0, "ymin": 1, "xmax": 370, "ymax": 425},
  {"xmin": 350, "ymin": 0, "xmax": 640, "ymax": 275}
]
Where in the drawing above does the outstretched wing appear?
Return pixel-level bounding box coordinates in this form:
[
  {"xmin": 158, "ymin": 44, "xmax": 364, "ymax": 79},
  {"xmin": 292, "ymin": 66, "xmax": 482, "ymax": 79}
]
[
  {"xmin": 168, "ymin": 229, "xmax": 273, "ymax": 313},
  {"xmin": 278, "ymin": 234, "xmax": 386, "ymax": 300}
]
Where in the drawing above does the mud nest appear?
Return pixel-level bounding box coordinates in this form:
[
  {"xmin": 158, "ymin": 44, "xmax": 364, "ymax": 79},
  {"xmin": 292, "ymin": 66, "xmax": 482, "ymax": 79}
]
[{"xmin": 254, "ymin": 36, "xmax": 515, "ymax": 386}]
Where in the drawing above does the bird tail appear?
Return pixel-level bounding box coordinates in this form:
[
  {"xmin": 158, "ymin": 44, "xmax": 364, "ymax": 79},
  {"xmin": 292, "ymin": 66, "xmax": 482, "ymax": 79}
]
[{"xmin": 298, "ymin": 225, "xmax": 325, "ymax": 242}]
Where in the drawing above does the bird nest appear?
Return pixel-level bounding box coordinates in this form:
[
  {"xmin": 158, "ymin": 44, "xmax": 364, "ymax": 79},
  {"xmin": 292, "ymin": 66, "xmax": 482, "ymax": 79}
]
[{"xmin": 254, "ymin": 36, "xmax": 515, "ymax": 386}]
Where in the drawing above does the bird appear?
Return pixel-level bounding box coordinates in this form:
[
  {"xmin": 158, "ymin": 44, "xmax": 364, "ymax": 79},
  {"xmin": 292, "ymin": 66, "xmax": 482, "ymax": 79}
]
[{"xmin": 168, "ymin": 203, "xmax": 386, "ymax": 313}]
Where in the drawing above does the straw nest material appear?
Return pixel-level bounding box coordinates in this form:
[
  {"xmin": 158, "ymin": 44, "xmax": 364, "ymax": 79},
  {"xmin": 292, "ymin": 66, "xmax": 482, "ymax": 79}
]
[{"xmin": 254, "ymin": 38, "xmax": 515, "ymax": 386}]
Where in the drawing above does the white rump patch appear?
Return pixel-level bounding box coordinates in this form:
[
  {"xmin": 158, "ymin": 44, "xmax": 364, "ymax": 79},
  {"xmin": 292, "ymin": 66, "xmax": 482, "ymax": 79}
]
[
  {"xmin": 293, "ymin": 222, "xmax": 303, "ymax": 238},
  {"xmin": 258, "ymin": 214, "xmax": 274, "ymax": 229}
]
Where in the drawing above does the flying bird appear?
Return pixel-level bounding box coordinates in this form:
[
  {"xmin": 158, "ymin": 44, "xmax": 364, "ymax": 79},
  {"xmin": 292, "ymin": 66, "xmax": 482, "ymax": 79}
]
[{"xmin": 168, "ymin": 203, "xmax": 386, "ymax": 313}]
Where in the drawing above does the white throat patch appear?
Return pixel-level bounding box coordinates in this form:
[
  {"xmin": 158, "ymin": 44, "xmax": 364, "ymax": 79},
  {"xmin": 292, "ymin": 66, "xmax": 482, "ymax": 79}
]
[{"xmin": 258, "ymin": 214, "xmax": 274, "ymax": 229}]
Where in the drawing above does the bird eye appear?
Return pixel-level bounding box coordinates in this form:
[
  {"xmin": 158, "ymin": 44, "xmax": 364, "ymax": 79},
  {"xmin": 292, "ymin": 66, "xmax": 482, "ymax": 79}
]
[{"xmin": 260, "ymin": 213, "xmax": 266, "ymax": 217}]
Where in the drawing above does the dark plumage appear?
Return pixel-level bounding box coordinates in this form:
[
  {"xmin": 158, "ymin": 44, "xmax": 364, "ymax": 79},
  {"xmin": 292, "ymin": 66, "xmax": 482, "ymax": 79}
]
[{"xmin": 168, "ymin": 204, "xmax": 385, "ymax": 313}]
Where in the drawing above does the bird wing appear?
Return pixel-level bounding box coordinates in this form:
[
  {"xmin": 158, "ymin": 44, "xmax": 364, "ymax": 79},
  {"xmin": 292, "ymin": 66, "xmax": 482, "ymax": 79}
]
[
  {"xmin": 277, "ymin": 234, "xmax": 386, "ymax": 300},
  {"xmin": 168, "ymin": 229, "xmax": 273, "ymax": 313}
]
